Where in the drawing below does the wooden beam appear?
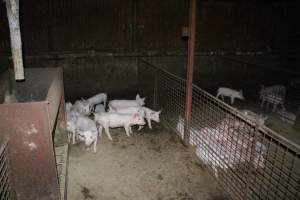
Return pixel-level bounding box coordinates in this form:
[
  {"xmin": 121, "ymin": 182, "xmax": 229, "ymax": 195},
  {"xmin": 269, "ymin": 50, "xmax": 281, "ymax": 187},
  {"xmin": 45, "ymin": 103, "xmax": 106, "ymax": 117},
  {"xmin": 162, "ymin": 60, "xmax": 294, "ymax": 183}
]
[{"xmin": 5, "ymin": 0, "xmax": 24, "ymax": 80}]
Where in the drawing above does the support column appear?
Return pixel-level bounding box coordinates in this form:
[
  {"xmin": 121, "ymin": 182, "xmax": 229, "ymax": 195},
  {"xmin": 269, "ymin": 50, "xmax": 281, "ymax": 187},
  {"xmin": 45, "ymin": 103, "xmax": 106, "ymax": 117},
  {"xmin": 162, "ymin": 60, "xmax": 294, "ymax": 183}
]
[
  {"xmin": 184, "ymin": 0, "xmax": 197, "ymax": 145},
  {"xmin": 5, "ymin": 0, "xmax": 24, "ymax": 80}
]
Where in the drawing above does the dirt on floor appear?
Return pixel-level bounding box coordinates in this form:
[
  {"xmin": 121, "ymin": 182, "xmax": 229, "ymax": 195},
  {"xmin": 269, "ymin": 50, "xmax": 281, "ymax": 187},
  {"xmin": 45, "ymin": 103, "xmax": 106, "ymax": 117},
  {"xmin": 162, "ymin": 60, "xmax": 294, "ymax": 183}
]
[{"xmin": 68, "ymin": 124, "xmax": 228, "ymax": 200}]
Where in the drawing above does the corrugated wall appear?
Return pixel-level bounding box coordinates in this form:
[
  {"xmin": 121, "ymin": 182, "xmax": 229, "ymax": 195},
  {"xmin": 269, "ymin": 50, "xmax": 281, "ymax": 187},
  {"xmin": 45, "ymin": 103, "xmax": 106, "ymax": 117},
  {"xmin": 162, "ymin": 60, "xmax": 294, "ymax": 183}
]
[
  {"xmin": 135, "ymin": 0, "xmax": 188, "ymax": 51},
  {"xmin": 0, "ymin": 1, "xmax": 10, "ymax": 53},
  {"xmin": 0, "ymin": 0, "xmax": 299, "ymax": 99},
  {"xmin": 18, "ymin": 0, "xmax": 133, "ymax": 53},
  {"xmin": 1, "ymin": 0, "xmax": 297, "ymax": 54}
]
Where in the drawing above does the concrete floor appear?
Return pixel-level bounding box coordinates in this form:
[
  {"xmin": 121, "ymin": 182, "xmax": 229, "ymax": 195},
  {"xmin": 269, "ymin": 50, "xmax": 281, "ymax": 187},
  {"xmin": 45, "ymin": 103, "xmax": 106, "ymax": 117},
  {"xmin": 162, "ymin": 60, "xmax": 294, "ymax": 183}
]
[{"xmin": 68, "ymin": 125, "xmax": 228, "ymax": 200}]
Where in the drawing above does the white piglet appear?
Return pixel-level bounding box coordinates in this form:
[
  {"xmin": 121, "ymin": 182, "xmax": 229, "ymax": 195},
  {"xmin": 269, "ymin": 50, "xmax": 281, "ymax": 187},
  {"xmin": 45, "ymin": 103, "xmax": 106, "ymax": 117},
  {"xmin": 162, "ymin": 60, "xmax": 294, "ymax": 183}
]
[
  {"xmin": 216, "ymin": 87, "xmax": 244, "ymax": 105},
  {"xmin": 110, "ymin": 106, "xmax": 161, "ymax": 130},
  {"xmin": 87, "ymin": 93, "xmax": 107, "ymax": 110},
  {"xmin": 139, "ymin": 107, "xmax": 161, "ymax": 130},
  {"xmin": 66, "ymin": 109, "xmax": 78, "ymax": 143},
  {"xmin": 75, "ymin": 116, "xmax": 98, "ymax": 153},
  {"xmin": 94, "ymin": 112, "xmax": 146, "ymax": 140},
  {"xmin": 65, "ymin": 102, "xmax": 73, "ymax": 113},
  {"xmin": 94, "ymin": 104, "xmax": 106, "ymax": 114},
  {"xmin": 108, "ymin": 94, "xmax": 145, "ymax": 110},
  {"xmin": 73, "ymin": 99, "xmax": 91, "ymax": 115},
  {"xmin": 65, "ymin": 102, "xmax": 82, "ymax": 142}
]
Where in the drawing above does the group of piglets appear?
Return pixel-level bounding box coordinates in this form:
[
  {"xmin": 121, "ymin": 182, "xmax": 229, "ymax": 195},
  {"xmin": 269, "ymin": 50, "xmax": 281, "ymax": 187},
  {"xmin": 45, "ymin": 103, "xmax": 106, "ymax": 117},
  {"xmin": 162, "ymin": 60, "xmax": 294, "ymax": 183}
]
[{"xmin": 65, "ymin": 93, "xmax": 161, "ymax": 153}]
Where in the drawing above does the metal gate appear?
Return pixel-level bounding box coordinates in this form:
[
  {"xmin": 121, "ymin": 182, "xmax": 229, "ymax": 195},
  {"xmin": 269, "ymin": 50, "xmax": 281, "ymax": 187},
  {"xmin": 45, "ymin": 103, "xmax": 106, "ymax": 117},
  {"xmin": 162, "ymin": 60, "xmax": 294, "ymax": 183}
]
[
  {"xmin": 0, "ymin": 140, "xmax": 13, "ymax": 200},
  {"xmin": 138, "ymin": 59, "xmax": 300, "ymax": 200}
]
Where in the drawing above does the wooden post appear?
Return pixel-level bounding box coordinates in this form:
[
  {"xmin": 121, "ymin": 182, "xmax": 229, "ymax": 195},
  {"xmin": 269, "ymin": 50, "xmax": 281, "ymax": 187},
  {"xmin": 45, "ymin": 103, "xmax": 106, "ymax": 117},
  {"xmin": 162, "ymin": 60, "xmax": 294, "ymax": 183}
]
[
  {"xmin": 184, "ymin": 0, "xmax": 197, "ymax": 145},
  {"xmin": 5, "ymin": 0, "xmax": 25, "ymax": 80}
]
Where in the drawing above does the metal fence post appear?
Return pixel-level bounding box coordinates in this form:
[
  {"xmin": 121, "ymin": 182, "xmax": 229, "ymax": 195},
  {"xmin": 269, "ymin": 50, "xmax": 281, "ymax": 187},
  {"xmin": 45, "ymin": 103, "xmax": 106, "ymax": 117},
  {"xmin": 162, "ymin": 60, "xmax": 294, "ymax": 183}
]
[
  {"xmin": 5, "ymin": 0, "xmax": 25, "ymax": 80},
  {"xmin": 184, "ymin": 0, "xmax": 197, "ymax": 145},
  {"xmin": 245, "ymin": 122, "xmax": 260, "ymax": 200},
  {"xmin": 153, "ymin": 69, "xmax": 158, "ymax": 110}
]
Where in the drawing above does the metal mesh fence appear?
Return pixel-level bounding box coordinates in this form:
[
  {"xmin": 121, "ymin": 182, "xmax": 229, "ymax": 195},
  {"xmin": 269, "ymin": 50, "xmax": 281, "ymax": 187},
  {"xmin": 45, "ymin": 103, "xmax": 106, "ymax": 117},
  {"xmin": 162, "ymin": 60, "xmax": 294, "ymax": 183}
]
[
  {"xmin": 138, "ymin": 59, "xmax": 300, "ymax": 200},
  {"xmin": 55, "ymin": 144, "xmax": 69, "ymax": 200},
  {"xmin": 205, "ymin": 56, "xmax": 300, "ymax": 128},
  {"xmin": 138, "ymin": 59, "xmax": 186, "ymax": 127},
  {"xmin": 0, "ymin": 140, "xmax": 13, "ymax": 200},
  {"xmin": 190, "ymin": 85, "xmax": 300, "ymax": 200}
]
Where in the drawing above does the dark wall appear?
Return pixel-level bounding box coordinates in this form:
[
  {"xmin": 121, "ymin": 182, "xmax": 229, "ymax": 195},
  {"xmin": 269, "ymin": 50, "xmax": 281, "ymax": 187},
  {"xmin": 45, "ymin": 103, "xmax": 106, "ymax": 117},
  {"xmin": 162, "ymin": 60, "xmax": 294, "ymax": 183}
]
[
  {"xmin": 23, "ymin": 56, "xmax": 138, "ymax": 101},
  {"xmin": 143, "ymin": 54, "xmax": 299, "ymax": 104},
  {"xmin": 0, "ymin": 0, "xmax": 299, "ymax": 99},
  {"xmin": 1, "ymin": 0, "xmax": 298, "ymax": 54}
]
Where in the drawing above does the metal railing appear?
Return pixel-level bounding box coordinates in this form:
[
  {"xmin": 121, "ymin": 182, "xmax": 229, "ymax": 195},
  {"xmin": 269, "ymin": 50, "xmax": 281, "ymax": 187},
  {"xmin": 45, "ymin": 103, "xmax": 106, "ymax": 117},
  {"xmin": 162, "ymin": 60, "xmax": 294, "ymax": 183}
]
[
  {"xmin": 138, "ymin": 59, "xmax": 300, "ymax": 200},
  {"xmin": 217, "ymin": 56, "xmax": 300, "ymax": 127},
  {"xmin": 0, "ymin": 140, "xmax": 13, "ymax": 200}
]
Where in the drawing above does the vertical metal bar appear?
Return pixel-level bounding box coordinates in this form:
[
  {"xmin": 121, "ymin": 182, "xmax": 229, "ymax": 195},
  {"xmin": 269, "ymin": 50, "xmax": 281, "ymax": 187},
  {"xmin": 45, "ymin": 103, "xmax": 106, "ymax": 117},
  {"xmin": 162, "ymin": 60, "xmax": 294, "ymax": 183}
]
[
  {"xmin": 153, "ymin": 69, "xmax": 158, "ymax": 110},
  {"xmin": 245, "ymin": 124, "xmax": 258, "ymax": 200},
  {"xmin": 184, "ymin": 0, "xmax": 197, "ymax": 145}
]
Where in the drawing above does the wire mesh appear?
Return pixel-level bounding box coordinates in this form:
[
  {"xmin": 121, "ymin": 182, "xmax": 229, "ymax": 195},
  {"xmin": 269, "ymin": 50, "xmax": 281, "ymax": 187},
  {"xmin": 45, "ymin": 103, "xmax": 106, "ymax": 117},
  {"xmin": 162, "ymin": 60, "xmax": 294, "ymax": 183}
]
[
  {"xmin": 0, "ymin": 140, "xmax": 13, "ymax": 200},
  {"xmin": 208, "ymin": 56, "xmax": 300, "ymax": 128},
  {"xmin": 190, "ymin": 85, "xmax": 300, "ymax": 200},
  {"xmin": 55, "ymin": 144, "xmax": 69, "ymax": 200},
  {"xmin": 138, "ymin": 59, "xmax": 300, "ymax": 200}
]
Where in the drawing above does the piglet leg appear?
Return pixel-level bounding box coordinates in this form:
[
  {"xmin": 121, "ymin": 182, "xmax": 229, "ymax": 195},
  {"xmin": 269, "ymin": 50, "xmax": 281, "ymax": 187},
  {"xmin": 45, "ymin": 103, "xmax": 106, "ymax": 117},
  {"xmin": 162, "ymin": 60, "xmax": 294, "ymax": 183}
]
[
  {"xmin": 72, "ymin": 131, "xmax": 76, "ymax": 144},
  {"xmin": 124, "ymin": 126, "xmax": 131, "ymax": 137},
  {"xmin": 138, "ymin": 126, "xmax": 144, "ymax": 131},
  {"xmin": 147, "ymin": 118, "xmax": 152, "ymax": 129},
  {"xmin": 98, "ymin": 126, "xmax": 103, "ymax": 138},
  {"xmin": 93, "ymin": 136, "xmax": 98, "ymax": 153},
  {"xmin": 104, "ymin": 126, "xmax": 113, "ymax": 141},
  {"xmin": 129, "ymin": 126, "xmax": 133, "ymax": 134}
]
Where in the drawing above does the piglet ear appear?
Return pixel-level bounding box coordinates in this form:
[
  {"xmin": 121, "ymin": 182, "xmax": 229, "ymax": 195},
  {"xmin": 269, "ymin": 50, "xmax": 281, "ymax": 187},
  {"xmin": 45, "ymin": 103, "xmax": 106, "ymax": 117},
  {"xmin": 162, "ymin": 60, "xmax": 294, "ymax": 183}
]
[
  {"xmin": 136, "ymin": 94, "xmax": 141, "ymax": 99},
  {"xmin": 158, "ymin": 110, "xmax": 162, "ymax": 114}
]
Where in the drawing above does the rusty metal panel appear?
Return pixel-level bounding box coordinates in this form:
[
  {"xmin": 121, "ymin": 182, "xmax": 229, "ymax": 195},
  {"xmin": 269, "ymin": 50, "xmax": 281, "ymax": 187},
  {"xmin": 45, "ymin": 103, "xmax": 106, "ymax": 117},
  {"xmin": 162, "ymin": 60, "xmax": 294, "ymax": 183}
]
[
  {"xmin": 0, "ymin": 102, "xmax": 60, "ymax": 200},
  {"xmin": 184, "ymin": 0, "xmax": 197, "ymax": 144}
]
